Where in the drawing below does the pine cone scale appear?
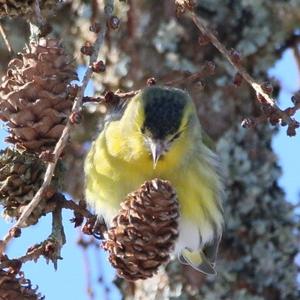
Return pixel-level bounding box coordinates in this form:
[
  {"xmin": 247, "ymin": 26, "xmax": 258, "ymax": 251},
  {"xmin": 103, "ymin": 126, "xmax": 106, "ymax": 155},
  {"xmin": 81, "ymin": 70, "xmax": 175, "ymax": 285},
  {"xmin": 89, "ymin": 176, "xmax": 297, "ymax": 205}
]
[{"xmin": 0, "ymin": 268, "xmax": 44, "ymax": 299}]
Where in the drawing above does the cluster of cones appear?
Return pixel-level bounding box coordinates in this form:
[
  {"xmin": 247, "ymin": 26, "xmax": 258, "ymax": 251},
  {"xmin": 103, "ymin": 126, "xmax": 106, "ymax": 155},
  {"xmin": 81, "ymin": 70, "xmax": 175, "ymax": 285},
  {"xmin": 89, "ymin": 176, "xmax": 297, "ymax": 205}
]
[
  {"xmin": 0, "ymin": 2, "xmax": 79, "ymax": 295},
  {"xmin": 0, "ymin": 34, "xmax": 75, "ymax": 298},
  {"xmin": 0, "ymin": 38, "xmax": 77, "ymax": 226}
]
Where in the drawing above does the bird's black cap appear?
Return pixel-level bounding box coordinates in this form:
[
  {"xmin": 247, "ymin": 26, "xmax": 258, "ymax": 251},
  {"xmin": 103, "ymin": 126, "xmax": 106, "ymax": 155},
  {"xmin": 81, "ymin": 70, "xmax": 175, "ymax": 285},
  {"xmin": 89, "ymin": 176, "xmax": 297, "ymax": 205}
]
[{"xmin": 141, "ymin": 86, "xmax": 188, "ymax": 140}]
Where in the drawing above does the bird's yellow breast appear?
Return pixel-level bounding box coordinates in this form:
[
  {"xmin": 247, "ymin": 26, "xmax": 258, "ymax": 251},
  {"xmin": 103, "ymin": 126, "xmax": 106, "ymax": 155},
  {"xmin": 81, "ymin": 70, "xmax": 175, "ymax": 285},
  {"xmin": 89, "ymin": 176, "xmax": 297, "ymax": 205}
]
[{"xmin": 85, "ymin": 121, "xmax": 222, "ymax": 230}]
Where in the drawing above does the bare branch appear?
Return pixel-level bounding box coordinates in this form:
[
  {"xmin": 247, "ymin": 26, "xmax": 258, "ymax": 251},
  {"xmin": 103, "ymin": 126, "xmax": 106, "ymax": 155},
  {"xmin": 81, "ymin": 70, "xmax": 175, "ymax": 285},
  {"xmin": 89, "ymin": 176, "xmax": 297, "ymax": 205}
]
[
  {"xmin": 83, "ymin": 64, "xmax": 216, "ymax": 108},
  {"xmin": 164, "ymin": 61, "xmax": 215, "ymax": 86},
  {"xmin": 0, "ymin": 23, "xmax": 13, "ymax": 54},
  {"xmin": 0, "ymin": 193, "xmax": 99, "ymax": 270},
  {"xmin": 188, "ymin": 11, "xmax": 300, "ymax": 135},
  {"xmin": 49, "ymin": 206, "xmax": 66, "ymax": 269},
  {"xmin": 292, "ymin": 44, "xmax": 300, "ymax": 84},
  {"xmin": 0, "ymin": 239, "xmax": 61, "ymax": 270},
  {"xmin": 34, "ymin": 0, "xmax": 45, "ymax": 26},
  {"xmin": 59, "ymin": 198, "xmax": 94, "ymax": 219},
  {"xmin": 78, "ymin": 235, "xmax": 96, "ymax": 300}
]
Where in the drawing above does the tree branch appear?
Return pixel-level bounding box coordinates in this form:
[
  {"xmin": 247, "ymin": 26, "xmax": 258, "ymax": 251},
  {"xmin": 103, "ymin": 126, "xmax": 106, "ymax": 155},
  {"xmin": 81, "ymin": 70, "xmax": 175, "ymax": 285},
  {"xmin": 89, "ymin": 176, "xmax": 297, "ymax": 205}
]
[
  {"xmin": 34, "ymin": 0, "xmax": 45, "ymax": 26},
  {"xmin": 49, "ymin": 206, "xmax": 66, "ymax": 270},
  {"xmin": 0, "ymin": 23, "xmax": 13, "ymax": 54},
  {"xmin": 164, "ymin": 60, "xmax": 215, "ymax": 86},
  {"xmin": 0, "ymin": 194, "xmax": 99, "ymax": 270},
  {"xmin": 188, "ymin": 10, "xmax": 300, "ymax": 135},
  {"xmin": 83, "ymin": 63, "xmax": 216, "ymax": 107}
]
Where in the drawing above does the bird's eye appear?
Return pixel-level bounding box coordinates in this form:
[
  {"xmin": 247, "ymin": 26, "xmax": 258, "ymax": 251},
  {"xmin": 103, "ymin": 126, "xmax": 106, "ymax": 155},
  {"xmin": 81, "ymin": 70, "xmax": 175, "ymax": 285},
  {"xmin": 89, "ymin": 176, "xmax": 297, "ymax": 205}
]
[
  {"xmin": 170, "ymin": 132, "xmax": 181, "ymax": 142},
  {"xmin": 140, "ymin": 126, "xmax": 145, "ymax": 134}
]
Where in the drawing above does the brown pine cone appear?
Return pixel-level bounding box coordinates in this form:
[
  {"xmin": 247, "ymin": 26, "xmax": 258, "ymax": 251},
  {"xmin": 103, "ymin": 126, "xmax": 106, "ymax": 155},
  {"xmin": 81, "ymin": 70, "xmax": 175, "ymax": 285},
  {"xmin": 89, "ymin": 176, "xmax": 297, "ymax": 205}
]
[
  {"xmin": 0, "ymin": 0, "xmax": 60, "ymax": 18},
  {"xmin": 0, "ymin": 270, "xmax": 43, "ymax": 300},
  {"xmin": 0, "ymin": 148, "xmax": 60, "ymax": 226},
  {"xmin": 103, "ymin": 179, "xmax": 179, "ymax": 281},
  {"xmin": 0, "ymin": 38, "xmax": 77, "ymax": 153}
]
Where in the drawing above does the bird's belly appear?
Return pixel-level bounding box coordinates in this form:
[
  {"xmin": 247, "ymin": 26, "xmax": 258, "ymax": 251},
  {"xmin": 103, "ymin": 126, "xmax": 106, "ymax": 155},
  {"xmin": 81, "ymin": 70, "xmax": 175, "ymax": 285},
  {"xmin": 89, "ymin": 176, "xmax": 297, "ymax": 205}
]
[
  {"xmin": 99, "ymin": 167, "xmax": 214, "ymax": 218},
  {"xmin": 87, "ymin": 154, "xmax": 222, "ymax": 248}
]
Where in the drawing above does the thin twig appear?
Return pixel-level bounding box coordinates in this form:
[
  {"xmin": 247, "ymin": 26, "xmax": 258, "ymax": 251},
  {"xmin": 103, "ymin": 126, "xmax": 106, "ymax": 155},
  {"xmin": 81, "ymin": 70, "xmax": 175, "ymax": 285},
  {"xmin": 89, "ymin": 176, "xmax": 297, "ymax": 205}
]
[
  {"xmin": 189, "ymin": 11, "xmax": 299, "ymax": 133},
  {"xmin": 0, "ymin": 239, "xmax": 59, "ymax": 270},
  {"xmin": 94, "ymin": 246, "xmax": 111, "ymax": 300},
  {"xmin": 0, "ymin": 0, "xmax": 115, "ymax": 255},
  {"xmin": 49, "ymin": 206, "xmax": 66, "ymax": 269},
  {"xmin": 59, "ymin": 198, "xmax": 94, "ymax": 219},
  {"xmin": 48, "ymin": 192, "xmax": 94, "ymax": 219},
  {"xmin": 83, "ymin": 64, "xmax": 215, "ymax": 105},
  {"xmin": 0, "ymin": 195, "xmax": 96, "ymax": 270},
  {"xmin": 34, "ymin": 0, "xmax": 45, "ymax": 26},
  {"xmin": 83, "ymin": 90, "xmax": 140, "ymax": 104},
  {"xmin": 0, "ymin": 23, "xmax": 13, "ymax": 54},
  {"xmin": 78, "ymin": 234, "xmax": 95, "ymax": 300},
  {"xmin": 0, "ymin": 247, "xmax": 44, "ymax": 269},
  {"xmin": 91, "ymin": 0, "xmax": 100, "ymax": 24},
  {"xmin": 164, "ymin": 61, "xmax": 215, "ymax": 86},
  {"xmin": 293, "ymin": 44, "xmax": 300, "ymax": 84}
]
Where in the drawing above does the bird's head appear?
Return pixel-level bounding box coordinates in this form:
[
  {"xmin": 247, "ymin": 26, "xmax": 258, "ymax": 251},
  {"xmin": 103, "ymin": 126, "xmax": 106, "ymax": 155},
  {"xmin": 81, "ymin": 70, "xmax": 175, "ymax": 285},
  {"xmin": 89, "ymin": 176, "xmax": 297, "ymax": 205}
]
[{"xmin": 125, "ymin": 86, "xmax": 198, "ymax": 168}]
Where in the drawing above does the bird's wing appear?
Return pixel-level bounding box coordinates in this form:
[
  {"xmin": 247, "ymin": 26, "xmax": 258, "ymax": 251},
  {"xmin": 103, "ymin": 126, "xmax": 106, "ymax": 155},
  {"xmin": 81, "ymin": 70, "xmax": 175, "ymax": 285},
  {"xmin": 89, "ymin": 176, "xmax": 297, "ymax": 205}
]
[
  {"xmin": 180, "ymin": 248, "xmax": 216, "ymax": 275},
  {"xmin": 179, "ymin": 231, "xmax": 221, "ymax": 275},
  {"xmin": 104, "ymin": 98, "xmax": 131, "ymax": 123},
  {"xmin": 203, "ymin": 233, "xmax": 222, "ymax": 267},
  {"xmin": 179, "ymin": 135, "xmax": 223, "ymax": 275},
  {"xmin": 201, "ymin": 128, "xmax": 216, "ymax": 152}
]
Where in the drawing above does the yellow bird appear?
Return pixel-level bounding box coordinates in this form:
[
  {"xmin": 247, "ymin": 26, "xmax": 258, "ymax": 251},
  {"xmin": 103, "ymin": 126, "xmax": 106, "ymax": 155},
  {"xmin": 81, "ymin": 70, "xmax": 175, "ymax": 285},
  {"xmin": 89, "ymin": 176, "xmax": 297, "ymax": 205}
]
[{"xmin": 84, "ymin": 86, "xmax": 224, "ymax": 275}]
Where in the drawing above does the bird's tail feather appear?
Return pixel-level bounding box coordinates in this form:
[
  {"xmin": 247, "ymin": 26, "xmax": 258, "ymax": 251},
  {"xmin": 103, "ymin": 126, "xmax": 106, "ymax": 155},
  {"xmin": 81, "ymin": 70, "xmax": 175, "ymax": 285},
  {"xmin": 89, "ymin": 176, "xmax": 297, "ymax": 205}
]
[
  {"xmin": 202, "ymin": 234, "xmax": 222, "ymax": 268},
  {"xmin": 179, "ymin": 248, "xmax": 216, "ymax": 275}
]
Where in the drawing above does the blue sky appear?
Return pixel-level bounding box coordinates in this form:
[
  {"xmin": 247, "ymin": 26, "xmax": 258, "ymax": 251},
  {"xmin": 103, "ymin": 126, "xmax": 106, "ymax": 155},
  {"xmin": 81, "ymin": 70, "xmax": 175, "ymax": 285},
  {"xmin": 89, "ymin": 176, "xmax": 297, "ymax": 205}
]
[
  {"xmin": 269, "ymin": 49, "xmax": 300, "ymax": 204},
  {"xmin": 0, "ymin": 50, "xmax": 299, "ymax": 299}
]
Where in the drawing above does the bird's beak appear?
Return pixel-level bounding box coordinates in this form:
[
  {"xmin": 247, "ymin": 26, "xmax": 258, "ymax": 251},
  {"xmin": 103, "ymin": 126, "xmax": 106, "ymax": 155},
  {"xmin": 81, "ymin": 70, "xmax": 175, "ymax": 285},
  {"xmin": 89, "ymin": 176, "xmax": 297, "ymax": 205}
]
[{"xmin": 149, "ymin": 140, "xmax": 165, "ymax": 169}]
